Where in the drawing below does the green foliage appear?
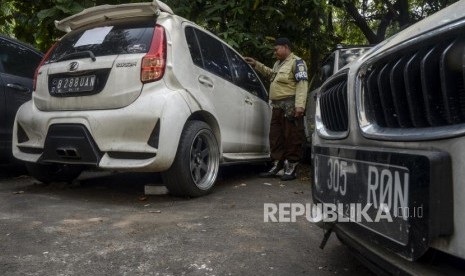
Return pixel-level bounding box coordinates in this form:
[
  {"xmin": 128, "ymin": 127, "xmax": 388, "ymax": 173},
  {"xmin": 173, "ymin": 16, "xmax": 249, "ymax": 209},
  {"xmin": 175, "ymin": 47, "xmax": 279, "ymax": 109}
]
[
  {"xmin": 0, "ymin": 0, "xmax": 459, "ymax": 77},
  {"xmin": 330, "ymin": 0, "xmax": 458, "ymax": 44},
  {"xmin": 164, "ymin": 0, "xmax": 331, "ymax": 70},
  {"xmin": 0, "ymin": 0, "xmax": 87, "ymax": 51}
]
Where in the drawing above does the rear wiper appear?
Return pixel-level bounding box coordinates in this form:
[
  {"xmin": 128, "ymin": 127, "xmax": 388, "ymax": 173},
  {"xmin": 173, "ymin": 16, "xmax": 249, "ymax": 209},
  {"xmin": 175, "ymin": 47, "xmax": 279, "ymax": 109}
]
[{"xmin": 56, "ymin": 50, "xmax": 96, "ymax": 62}]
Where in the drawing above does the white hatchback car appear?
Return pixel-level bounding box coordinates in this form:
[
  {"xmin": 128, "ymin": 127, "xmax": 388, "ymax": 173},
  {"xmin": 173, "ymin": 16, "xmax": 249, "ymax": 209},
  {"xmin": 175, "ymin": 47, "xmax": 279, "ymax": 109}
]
[{"xmin": 13, "ymin": 1, "xmax": 271, "ymax": 197}]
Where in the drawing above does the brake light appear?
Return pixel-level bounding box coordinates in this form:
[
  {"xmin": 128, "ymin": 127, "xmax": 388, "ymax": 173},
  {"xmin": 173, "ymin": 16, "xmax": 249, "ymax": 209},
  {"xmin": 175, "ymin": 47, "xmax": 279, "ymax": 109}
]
[
  {"xmin": 141, "ymin": 25, "xmax": 166, "ymax": 83},
  {"xmin": 33, "ymin": 42, "xmax": 58, "ymax": 92}
]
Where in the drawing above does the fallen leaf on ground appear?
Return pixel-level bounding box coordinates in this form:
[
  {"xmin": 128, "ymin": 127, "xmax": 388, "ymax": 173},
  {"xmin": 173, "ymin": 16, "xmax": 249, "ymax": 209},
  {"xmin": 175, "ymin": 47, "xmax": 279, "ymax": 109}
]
[
  {"xmin": 148, "ymin": 210, "xmax": 161, "ymax": 213},
  {"xmin": 234, "ymin": 183, "xmax": 247, "ymax": 188}
]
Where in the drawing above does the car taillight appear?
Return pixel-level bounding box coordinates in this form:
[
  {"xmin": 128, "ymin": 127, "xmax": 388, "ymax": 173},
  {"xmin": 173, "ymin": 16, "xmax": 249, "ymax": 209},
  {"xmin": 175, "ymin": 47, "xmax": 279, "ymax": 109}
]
[
  {"xmin": 141, "ymin": 25, "xmax": 166, "ymax": 83},
  {"xmin": 33, "ymin": 42, "xmax": 58, "ymax": 92}
]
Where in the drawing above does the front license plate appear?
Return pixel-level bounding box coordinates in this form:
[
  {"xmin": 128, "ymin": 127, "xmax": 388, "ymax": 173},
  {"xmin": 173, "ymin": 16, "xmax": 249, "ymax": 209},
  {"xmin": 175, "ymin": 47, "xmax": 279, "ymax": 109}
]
[
  {"xmin": 314, "ymin": 153, "xmax": 410, "ymax": 245},
  {"xmin": 312, "ymin": 146, "xmax": 452, "ymax": 260},
  {"xmin": 51, "ymin": 75, "xmax": 96, "ymax": 94}
]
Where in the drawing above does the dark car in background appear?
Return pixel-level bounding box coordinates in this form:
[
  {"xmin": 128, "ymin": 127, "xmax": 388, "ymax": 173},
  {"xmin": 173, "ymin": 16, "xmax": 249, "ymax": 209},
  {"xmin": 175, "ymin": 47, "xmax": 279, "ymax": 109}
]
[{"xmin": 0, "ymin": 35, "xmax": 43, "ymax": 162}]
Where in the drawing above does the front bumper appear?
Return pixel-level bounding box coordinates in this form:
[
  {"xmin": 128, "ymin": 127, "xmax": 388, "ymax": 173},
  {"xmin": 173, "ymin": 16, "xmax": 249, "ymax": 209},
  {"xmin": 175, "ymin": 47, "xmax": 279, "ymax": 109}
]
[
  {"xmin": 311, "ymin": 142, "xmax": 465, "ymax": 273},
  {"xmin": 332, "ymin": 223, "xmax": 465, "ymax": 275}
]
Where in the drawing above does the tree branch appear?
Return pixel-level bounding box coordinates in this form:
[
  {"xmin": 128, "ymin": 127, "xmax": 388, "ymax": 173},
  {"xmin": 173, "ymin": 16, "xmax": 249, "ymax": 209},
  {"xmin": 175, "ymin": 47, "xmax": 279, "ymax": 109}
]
[{"xmin": 341, "ymin": 0, "xmax": 379, "ymax": 43}]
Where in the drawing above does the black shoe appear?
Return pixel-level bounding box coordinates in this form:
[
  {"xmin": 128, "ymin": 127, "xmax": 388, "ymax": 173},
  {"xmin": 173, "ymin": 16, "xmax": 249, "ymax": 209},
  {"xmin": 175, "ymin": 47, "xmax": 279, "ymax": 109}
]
[
  {"xmin": 259, "ymin": 160, "xmax": 284, "ymax": 178},
  {"xmin": 280, "ymin": 160, "xmax": 298, "ymax": 181}
]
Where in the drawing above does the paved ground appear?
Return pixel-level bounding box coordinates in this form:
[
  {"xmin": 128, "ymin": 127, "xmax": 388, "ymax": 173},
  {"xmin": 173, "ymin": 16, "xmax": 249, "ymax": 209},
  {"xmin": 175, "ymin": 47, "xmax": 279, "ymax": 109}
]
[{"xmin": 0, "ymin": 164, "xmax": 373, "ymax": 276}]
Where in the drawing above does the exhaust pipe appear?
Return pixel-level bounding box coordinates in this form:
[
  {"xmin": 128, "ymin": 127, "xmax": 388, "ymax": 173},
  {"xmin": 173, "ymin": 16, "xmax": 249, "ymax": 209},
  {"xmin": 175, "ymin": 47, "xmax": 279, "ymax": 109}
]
[{"xmin": 56, "ymin": 147, "xmax": 81, "ymax": 159}]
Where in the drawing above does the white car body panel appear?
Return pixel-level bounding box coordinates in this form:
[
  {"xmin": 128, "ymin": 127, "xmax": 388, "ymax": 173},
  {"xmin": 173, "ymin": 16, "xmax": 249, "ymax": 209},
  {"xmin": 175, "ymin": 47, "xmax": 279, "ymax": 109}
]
[{"xmin": 35, "ymin": 54, "xmax": 145, "ymax": 111}]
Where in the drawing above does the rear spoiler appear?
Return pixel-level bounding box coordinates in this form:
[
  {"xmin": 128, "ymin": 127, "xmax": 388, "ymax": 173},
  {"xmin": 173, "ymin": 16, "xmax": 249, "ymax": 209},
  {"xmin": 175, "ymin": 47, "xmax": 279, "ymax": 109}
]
[{"xmin": 55, "ymin": 0, "xmax": 173, "ymax": 33}]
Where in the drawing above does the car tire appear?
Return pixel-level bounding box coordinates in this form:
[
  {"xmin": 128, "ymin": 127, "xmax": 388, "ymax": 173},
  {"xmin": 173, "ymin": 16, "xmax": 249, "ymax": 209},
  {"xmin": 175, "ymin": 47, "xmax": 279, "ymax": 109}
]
[
  {"xmin": 25, "ymin": 163, "xmax": 83, "ymax": 183},
  {"xmin": 162, "ymin": 121, "xmax": 220, "ymax": 197}
]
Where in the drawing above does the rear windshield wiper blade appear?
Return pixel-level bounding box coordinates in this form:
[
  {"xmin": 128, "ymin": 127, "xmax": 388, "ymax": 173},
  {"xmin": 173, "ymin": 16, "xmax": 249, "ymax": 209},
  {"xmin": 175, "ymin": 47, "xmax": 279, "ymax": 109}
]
[{"xmin": 55, "ymin": 50, "xmax": 96, "ymax": 62}]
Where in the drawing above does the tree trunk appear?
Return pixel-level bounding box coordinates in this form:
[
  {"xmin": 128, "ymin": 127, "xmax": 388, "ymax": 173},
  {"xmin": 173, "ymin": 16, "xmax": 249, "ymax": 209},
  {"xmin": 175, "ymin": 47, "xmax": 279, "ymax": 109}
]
[{"xmin": 342, "ymin": 1, "xmax": 380, "ymax": 43}]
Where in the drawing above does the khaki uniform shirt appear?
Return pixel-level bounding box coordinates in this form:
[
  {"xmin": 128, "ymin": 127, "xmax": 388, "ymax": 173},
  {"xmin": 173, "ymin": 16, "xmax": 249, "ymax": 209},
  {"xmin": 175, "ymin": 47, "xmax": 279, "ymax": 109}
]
[{"xmin": 254, "ymin": 53, "xmax": 308, "ymax": 108}]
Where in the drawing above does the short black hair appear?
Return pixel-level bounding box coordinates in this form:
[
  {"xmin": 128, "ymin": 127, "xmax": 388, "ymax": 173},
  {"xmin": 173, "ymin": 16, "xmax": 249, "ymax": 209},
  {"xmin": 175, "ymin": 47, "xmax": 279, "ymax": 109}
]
[{"xmin": 274, "ymin": 37, "xmax": 292, "ymax": 50}]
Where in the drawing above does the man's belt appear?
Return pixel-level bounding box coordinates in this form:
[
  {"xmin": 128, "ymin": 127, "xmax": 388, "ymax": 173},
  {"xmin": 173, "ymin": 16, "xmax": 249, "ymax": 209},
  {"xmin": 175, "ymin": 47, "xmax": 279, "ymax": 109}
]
[{"xmin": 271, "ymin": 96, "xmax": 295, "ymax": 118}]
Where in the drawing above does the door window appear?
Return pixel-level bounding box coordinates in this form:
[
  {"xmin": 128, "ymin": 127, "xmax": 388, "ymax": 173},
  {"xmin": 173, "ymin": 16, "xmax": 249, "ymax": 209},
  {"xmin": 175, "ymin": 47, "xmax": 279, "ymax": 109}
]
[
  {"xmin": 192, "ymin": 29, "xmax": 232, "ymax": 81},
  {"xmin": 225, "ymin": 47, "xmax": 267, "ymax": 100},
  {"xmin": 0, "ymin": 38, "xmax": 42, "ymax": 78},
  {"xmin": 185, "ymin": 27, "xmax": 203, "ymax": 68}
]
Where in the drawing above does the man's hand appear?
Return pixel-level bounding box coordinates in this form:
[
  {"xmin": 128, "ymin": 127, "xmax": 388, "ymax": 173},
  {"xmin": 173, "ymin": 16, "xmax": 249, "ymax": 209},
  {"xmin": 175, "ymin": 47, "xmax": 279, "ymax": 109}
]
[
  {"xmin": 244, "ymin": 57, "xmax": 256, "ymax": 67},
  {"xmin": 295, "ymin": 107, "xmax": 305, "ymax": 118}
]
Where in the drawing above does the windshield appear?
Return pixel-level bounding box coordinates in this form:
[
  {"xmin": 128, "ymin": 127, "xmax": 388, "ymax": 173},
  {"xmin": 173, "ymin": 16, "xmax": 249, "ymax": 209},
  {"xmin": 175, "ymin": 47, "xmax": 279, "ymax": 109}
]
[
  {"xmin": 47, "ymin": 19, "xmax": 155, "ymax": 63},
  {"xmin": 338, "ymin": 48, "xmax": 370, "ymax": 69}
]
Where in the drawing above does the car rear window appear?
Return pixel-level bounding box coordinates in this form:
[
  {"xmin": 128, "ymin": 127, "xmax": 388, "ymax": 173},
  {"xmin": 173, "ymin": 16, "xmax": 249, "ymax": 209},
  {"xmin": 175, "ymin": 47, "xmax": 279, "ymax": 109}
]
[{"xmin": 47, "ymin": 19, "xmax": 156, "ymax": 63}]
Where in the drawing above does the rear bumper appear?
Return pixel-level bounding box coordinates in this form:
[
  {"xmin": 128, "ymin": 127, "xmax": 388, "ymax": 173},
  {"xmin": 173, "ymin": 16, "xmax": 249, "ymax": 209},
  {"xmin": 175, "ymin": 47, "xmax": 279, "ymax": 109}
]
[{"xmin": 13, "ymin": 89, "xmax": 191, "ymax": 172}]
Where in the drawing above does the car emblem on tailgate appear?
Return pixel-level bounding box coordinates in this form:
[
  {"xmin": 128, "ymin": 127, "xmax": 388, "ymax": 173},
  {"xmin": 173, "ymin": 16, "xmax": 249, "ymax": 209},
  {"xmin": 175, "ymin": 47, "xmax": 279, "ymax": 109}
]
[{"xmin": 69, "ymin": 61, "xmax": 79, "ymax": 71}]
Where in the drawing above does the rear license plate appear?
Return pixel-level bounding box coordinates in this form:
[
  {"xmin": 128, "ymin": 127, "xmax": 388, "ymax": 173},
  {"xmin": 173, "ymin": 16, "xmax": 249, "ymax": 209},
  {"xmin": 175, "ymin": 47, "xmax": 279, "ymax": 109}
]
[
  {"xmin": 51, "ymin": 75, "xmax": 96, "ymax": 94},
  {"xmin": 312, "ymin": 146, "xmax": 452, "ymax": 260}
]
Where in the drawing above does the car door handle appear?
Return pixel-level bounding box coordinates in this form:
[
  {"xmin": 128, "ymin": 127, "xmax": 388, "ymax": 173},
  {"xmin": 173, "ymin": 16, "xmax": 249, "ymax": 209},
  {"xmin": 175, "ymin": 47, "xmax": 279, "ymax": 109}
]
[
  {"xmin": 245, "ymin": 98, "xmax": 253, "ymax": 105},
  {"xmin": 6, "ymin": 83, "xmax": 30, "ymax": 92},
  {"xmin": 198, "ymin": 75, "xmax": 214, "ymax": 88}
]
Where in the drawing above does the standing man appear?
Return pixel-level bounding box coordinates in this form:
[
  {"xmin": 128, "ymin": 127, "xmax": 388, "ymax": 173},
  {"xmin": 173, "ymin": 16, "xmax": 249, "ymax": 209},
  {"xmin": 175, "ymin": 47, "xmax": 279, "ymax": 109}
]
[{"xmin": 245, "ymin": 37, "xmax": 308, "ymax": 181}]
